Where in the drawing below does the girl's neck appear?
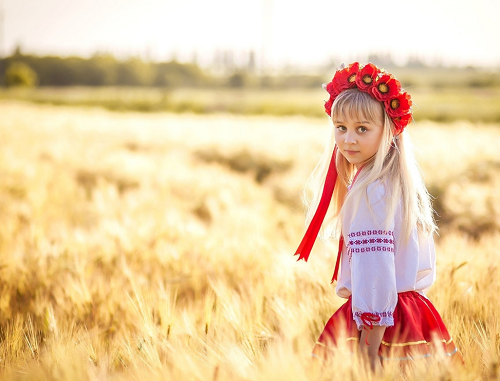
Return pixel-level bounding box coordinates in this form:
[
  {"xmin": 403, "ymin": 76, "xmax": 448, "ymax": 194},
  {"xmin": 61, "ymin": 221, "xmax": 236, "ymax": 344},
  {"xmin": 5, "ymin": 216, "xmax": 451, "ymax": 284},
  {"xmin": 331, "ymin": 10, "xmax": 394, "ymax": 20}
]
[{"xmin": 350, "ymin": 164, "xmax": 365, "ymax": 185}]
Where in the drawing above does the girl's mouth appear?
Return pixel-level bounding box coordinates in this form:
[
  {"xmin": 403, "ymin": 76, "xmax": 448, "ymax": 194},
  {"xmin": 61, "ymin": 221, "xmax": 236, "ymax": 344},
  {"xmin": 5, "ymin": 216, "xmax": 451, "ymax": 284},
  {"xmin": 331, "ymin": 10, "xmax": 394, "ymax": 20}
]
[{"xmin": 345, "ymin": 150, "xmax": 359, "ymax": 155}]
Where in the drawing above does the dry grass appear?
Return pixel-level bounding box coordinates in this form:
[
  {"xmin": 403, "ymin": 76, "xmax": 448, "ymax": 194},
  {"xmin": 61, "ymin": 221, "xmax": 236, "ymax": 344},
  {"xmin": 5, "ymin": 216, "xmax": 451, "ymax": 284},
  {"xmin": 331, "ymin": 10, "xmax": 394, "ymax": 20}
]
[{"xmin": 0, "ymin": 100, "xmax": 499, "ymax": 380}]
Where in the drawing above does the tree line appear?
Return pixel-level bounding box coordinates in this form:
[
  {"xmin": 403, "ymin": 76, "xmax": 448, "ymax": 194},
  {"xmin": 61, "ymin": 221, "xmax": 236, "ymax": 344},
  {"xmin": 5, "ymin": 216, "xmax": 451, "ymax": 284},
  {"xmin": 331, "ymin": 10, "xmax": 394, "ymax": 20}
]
[
  {"xmin": 0, "ymin": 49, "xmax": 211, "ymax": 88},
  {"xmin": 1, "ymin": 49, "xmax": 499, "ymax": 89},
  {"xmin": 0, "ymin": 49, "xmax": 326, "ymax": 89}
]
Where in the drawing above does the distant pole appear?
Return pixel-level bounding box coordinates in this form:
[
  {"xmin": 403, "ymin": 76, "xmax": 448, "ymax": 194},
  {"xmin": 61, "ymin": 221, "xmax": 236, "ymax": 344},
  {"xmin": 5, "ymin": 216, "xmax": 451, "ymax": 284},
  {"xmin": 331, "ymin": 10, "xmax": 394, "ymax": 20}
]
[
  {"xmin": 0, "ymin": 0, "xmax": 4, "ymax": 58},
  {"xmin": 0, "ymin": 0, "xmax": 4, "ymax": 87},
  {"xmin": 261, "ymin": 0, "xmax": 273, "ymax": 74}
]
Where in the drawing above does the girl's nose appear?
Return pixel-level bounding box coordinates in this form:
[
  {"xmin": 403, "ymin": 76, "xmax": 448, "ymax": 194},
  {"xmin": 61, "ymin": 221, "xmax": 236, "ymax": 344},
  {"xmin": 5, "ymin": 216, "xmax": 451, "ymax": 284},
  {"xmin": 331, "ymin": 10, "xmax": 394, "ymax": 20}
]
[{"xmin": 344, "ymin": 131, "xmax": 357, "ymax": 144}]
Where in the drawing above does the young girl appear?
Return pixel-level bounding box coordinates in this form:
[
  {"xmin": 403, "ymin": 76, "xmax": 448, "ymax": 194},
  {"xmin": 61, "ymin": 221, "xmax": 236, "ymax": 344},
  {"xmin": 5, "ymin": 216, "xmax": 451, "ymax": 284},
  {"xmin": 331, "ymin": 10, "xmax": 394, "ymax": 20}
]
[{"xmin": 294, "ymin": 62, "xmax": 462, "ymax": 370}]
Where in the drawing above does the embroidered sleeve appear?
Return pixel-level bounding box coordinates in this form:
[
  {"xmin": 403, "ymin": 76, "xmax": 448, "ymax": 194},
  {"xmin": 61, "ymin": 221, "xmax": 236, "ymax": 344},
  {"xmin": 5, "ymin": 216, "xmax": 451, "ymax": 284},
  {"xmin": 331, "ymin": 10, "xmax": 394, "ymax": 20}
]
[{"xmin": 346, "ymin": 183, "xmax": 398, "ymax": 330}]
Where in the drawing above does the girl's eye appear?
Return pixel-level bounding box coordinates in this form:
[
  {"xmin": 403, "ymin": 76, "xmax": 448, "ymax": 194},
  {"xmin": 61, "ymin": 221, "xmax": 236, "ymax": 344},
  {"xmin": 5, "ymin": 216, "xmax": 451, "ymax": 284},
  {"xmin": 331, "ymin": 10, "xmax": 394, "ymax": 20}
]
[
  {"xmin": 337, "ymin": 125, "xmax": 347, "ymax": 131},
  {"xmin": 358, "ymin": 126, "xmax": 368, "ymax": 133}
]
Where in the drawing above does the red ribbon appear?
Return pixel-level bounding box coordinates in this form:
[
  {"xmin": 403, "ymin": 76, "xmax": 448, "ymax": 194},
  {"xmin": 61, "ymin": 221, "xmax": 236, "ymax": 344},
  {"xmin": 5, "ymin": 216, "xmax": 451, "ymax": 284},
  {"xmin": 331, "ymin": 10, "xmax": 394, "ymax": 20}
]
[
  {"xmin": 330, "ymin": 165, "xmax": 365, "ymax": 283},
  {"xmin": 294, "ymin": 145, "xmax": 338, "ymax": 262},
  {"xmin": 294, "ymin": 145, "xmax": 366, "ymax": 283},
  {"xmin": 331, "ymin": 235, "xmax": 343, "ymax": 283},
  {"xmin": 360, "ymin": 312, "xmax": 381, "ymax": 346}
]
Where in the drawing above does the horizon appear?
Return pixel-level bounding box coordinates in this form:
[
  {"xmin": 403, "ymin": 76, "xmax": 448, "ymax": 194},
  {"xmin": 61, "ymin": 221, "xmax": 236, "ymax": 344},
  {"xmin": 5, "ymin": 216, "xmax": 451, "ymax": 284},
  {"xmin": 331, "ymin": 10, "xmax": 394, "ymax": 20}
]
[{"xmin": 5, "ymin": 48, "xmax": 499, "ymax": 72}]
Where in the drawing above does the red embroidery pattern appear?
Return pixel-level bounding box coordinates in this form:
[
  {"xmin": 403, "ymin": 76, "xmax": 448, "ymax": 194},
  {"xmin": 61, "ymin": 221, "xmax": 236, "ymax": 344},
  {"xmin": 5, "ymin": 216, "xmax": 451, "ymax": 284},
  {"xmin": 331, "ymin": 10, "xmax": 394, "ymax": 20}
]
[
  {"xmin": 354, "ymin": 311, "xmax": 393, "ymax": 318},
  {"xmin": 348, "ymin": 230, "xmax": 393, "ymax": 238},
  {"xmin": 347, "ymin": 230, "xmax": 395, "ymax": 255},
  {"xmin": 350, "ymin": 246, "xmax": 394, "ymax": 253},
  {"xmin": 349, "ymin": 237, "xmax": 394, "ymax": 245}
]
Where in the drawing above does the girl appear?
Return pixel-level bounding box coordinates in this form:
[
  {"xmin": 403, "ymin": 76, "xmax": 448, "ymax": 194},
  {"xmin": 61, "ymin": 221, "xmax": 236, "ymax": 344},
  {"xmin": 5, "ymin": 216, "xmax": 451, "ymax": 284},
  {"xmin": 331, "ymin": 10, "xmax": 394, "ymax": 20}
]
[{"xmin": 294, "ymin": 62, "xmax": 462, "ymax": 370}]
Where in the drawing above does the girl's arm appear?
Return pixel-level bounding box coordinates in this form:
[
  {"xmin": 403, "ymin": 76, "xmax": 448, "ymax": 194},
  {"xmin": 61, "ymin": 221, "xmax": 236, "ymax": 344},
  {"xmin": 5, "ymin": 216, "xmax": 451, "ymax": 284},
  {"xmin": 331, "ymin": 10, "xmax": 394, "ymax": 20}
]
[
  {"xmin": 346, "ymin": 182, "xmax": 398, "ymax": 361},
  {"xmin": 359, "ymin": 325, "xmax": 386, "ymax": 371}
]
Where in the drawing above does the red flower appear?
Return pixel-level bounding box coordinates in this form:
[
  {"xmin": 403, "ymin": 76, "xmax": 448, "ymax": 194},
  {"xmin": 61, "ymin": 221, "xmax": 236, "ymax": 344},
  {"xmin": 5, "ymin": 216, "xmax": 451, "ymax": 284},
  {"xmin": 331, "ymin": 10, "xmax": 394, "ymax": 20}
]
[
  {"xmin": 392, "ymin": 113, "xmax": 412, "ymax": 134},
  {"xmin": 331, "ymin": 62, "xmax": 359, "ymax": 93},
  {"xmin": 324, "ymin": 96, "xmax": 334, "ymax": 117},
  {"xmin": 371, "ymin": 74, "xmax": 401, "ymax": 101},
  {"xmin": 356, "ymin": 63, "xmax": 379, "ymax": 91},
  {"xmin": 385, "ymin": 92, "xmax": 412, "ymax": 118},
  {"xmin": 325, "ymin": 81, "xmax": 340, "ymax": 97}
]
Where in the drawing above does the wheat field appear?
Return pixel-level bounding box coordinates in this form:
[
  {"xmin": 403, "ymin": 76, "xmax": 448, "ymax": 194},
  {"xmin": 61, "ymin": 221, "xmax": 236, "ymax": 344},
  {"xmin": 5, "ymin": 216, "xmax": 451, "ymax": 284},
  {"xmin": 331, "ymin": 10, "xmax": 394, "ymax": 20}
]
[{"xmin": 0, "ymin": 100, "xmax": 499, "ymax": 380}]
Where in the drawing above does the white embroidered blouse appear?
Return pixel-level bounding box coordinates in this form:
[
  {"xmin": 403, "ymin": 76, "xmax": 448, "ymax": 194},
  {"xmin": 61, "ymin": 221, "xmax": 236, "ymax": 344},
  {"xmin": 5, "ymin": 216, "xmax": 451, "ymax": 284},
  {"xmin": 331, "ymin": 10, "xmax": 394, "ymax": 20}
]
[{"xmin": 336, "ymin": 181, "xmax": 436, "ymax": 330}]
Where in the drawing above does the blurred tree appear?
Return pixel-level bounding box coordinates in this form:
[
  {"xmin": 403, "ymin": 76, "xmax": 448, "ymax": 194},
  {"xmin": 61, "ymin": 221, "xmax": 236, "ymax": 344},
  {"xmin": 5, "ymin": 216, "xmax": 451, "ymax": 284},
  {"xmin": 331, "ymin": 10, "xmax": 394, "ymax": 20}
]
[
  {"xmin": 223, "ymin": 50, "xmax": 235, "ymax": 72},
  {"xmin": 34, "ymin": 56, "xmax": 80, "ymax": 86},
  {"xmin": 116, "ymin": 57, "xmax": 154, "ymax": 86},
  {"xmin": 86, "ymin": 53, "xmax": 118, "ymax": 86},
  {"xmin": 367, "ymin": 53, "xmax": 396, "ymax": 68},
  {"xmin": 467, "ymin": 72, "xmax": 498, "ymax": 88},
  {"xmin": 278, "ymin": 74, "xmax": 322, "ymax": 88},
  {"xmin": 228, "ymin": 71, "xmax": 246, "ymax": 88},
  {"xmin": 12, "ymin": 44, "xmax": 23, "ymax": 57},
  {"xmin": 155, "ymin": 61, "xmax": 207, "ymax": 87},
  {"xmin": 247, "ymin": 50, "xmax": 256, "ymax": 73},
  {"xmin": 406, "ymin": 55, "xmax": 428, "ymax": 68},
  {"xmin": 4, "ymin": 61, "xmax": 38, "ymax": 87},
  {"xmin": 260, "ymin": 75, "xmax": 273, "ymax": 88}
]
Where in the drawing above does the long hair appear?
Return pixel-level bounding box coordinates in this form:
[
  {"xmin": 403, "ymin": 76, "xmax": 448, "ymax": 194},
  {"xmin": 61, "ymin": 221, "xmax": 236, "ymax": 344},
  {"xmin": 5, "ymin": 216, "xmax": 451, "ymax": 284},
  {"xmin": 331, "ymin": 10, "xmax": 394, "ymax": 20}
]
[{"xmin": 302, "ymin": 89, "xmax": 436, "ymax": 241}]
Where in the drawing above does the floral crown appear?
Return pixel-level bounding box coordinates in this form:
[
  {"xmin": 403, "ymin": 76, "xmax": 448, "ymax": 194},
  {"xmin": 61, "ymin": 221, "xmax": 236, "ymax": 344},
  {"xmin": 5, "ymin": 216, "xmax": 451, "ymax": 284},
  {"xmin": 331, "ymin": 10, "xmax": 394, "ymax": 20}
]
[{"xmin": 324, "ymin": 62, "xmax": 412, "ymax": 135}]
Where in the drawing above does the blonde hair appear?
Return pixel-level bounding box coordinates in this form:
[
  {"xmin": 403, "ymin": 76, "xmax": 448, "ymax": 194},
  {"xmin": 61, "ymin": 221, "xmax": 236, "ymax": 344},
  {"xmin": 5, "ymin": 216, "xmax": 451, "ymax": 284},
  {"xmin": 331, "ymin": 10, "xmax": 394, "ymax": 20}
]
[{"xmin": 303, "ymin": 88, "xmax": 436, "ymax": 241}]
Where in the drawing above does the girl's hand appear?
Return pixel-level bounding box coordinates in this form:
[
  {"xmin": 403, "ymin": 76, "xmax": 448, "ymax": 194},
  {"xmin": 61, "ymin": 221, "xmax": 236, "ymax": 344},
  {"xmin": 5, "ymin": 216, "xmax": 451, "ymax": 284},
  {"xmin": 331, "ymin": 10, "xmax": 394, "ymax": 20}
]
[{"xmin": 359, "ymin": 325, "xmax": 386, "ymax": 372}]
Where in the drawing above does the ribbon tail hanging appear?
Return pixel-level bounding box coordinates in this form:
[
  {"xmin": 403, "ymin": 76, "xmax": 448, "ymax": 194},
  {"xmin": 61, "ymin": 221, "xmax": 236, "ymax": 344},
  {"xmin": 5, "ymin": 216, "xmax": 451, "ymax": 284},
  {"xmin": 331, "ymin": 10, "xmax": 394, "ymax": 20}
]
[
  {"xmin": 294, "ymin": 145, "xmax": 338, "ymax": 262},
  {"xmin": 331, "ymin": 235, "xmax": 343, "ymax": 283}
]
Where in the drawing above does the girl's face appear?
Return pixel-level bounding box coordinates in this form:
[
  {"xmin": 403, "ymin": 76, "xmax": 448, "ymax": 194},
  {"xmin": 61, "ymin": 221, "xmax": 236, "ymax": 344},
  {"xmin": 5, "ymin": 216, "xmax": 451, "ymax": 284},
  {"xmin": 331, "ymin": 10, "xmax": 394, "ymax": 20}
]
[{"xmin": 333, "ymin": 115, "xmax": 384, "ymax": 167}]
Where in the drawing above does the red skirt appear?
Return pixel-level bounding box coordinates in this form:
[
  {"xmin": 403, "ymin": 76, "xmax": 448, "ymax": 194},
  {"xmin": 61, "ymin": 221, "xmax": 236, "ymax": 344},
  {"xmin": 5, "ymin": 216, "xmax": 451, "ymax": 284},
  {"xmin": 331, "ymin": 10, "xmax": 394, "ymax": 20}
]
[{"xmin": 312, "ymin": 291, "xmax": 463, "ymax": 363}]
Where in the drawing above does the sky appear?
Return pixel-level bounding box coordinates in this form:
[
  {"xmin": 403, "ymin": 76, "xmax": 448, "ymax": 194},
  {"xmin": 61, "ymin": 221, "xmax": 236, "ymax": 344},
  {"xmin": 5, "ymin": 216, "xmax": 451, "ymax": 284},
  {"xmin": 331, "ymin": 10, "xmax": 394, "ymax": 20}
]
[{"xmin": 2, "ymin": 0, "xmax": 500, "ymax": 68}]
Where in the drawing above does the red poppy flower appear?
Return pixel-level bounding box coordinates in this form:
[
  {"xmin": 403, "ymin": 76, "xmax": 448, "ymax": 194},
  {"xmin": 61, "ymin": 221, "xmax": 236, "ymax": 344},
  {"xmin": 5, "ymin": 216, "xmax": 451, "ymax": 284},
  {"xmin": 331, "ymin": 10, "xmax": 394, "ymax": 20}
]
[
  {"xmin": 392, "ymin": 113, "xmax": 412, "ymax": 134},
  {"xmin": 371, "ymin": 74, "xmax": 401, "ymax": 101},
  {"xmin": 325, "ymin": 81, "xmax": 340, "ymax": 97},
  {"xmin": 331, "ymin": 62, "xmax": 359, "ymax": 92},
  {"xmin": 385, "ymin": 92, "xmax": 412, "ymax": 118},
  {"xmin": 324, "ymin": 96, "xmax": 334, "ymax": 117},
  {"xmin": 355, "ymin": 63, "xmax": 379, "ymax": 91}
]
